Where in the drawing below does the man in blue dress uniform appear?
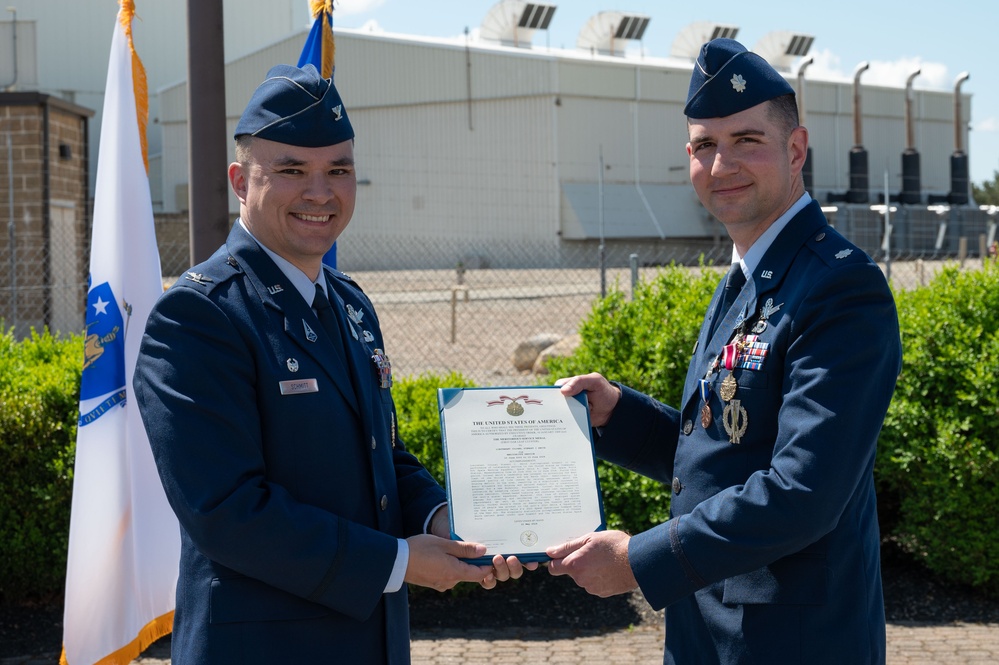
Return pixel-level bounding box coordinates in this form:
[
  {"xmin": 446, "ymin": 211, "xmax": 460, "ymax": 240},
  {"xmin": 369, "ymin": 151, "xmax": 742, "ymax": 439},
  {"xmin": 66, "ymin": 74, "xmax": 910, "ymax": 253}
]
[
  {"xmin": 546, "ymin": 39, "xmax": 902, "ymax": 664},
  {"xmin": 134, "ymin": 64, "xmax": 527, "ymax": 664}
]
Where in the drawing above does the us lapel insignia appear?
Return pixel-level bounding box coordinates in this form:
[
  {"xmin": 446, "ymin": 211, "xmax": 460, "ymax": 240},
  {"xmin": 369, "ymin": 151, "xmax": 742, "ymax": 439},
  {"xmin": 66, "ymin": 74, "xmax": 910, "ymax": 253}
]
[{"xmin": 267, "ymin": 284, "xmax": 284, "ymax": 295}]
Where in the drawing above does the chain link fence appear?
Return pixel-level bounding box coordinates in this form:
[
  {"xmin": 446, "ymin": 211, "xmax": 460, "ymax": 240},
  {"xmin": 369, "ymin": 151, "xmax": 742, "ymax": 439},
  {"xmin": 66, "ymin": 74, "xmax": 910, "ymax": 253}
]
[{"xmin": 2, "ymin": 205, "xmax": 996, "ymax": 387}]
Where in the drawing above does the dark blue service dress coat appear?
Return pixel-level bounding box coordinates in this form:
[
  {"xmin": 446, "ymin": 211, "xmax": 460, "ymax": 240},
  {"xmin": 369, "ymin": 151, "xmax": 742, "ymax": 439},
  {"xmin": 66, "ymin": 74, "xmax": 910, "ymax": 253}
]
[
  {"xmin": 597, "ymin": 201, "xmax": 902, "ymax": 664},
  {"xmin": 134, "ymin": 223, "xmax": 446, "ymax": 664}
]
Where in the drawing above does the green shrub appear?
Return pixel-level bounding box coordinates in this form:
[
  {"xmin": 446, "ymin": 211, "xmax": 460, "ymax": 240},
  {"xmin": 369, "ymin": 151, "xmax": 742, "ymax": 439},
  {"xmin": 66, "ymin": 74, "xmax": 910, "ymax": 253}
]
[
  {"xmin": 393, "ymin": 371, "xmax": 478, "ymax": 487},
  {"xmin": 544, "ymin": 264, "xmax": 723, "ymax": 533},
  {"xmin": 0, "ymin": 328, "xmax": 82, "ymax": 603},
  {"xmin": 878, "ymin": 262, "xmax": 999, "ymax": 594}
]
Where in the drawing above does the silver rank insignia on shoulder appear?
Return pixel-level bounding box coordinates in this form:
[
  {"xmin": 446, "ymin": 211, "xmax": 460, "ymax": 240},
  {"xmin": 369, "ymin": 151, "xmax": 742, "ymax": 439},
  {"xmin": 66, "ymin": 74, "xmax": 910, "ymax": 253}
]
[
  {"xmin": 185, "ymin": 272, "xmax": 213, "ymax": 285},
  {"xmin": 303, "ymin": 321, "xmax": 318, "ymax": 343},
  {"xmin": 267, "ymin": 284, "xmax": 284, "ymax": 295},
  {"xmin": 286, "ymin": 358, "xmax": 299, "ymax": 372},
  {"xmin": 835, "ymin": 248, "xmax": 854, "ymax": 259}
]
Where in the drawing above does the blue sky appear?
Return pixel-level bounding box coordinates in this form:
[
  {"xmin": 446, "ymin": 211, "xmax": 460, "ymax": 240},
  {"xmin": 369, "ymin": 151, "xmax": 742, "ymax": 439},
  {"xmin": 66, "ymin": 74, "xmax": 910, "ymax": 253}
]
[{"xmin": 332, "ymin": 0, "xmax": 997, "ymax": 187}]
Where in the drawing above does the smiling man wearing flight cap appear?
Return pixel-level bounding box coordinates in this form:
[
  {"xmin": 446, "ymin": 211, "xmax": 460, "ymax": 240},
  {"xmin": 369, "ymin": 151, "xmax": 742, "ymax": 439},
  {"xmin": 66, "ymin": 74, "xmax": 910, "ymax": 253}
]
[
  {"xmin": 134, "ymin": 63, "xmax": 532, "ymax": 664},
  {"xmin": 549, "ymin": 39, "xmax": 902, "ymax": 664}
]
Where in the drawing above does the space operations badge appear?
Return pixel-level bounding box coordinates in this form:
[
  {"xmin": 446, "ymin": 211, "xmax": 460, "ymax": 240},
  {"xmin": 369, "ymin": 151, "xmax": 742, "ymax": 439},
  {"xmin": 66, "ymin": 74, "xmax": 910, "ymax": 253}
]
[{"xmin": 79, "ymin": 281, "xmax": 127, "ymax": 426}]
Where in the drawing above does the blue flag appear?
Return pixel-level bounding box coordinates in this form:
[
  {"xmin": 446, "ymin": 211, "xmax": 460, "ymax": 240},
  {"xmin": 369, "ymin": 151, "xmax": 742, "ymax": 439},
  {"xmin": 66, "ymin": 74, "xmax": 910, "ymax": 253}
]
[{"xmin": 298, "ymin": 4, "xmax": 339, "ymax": 269}]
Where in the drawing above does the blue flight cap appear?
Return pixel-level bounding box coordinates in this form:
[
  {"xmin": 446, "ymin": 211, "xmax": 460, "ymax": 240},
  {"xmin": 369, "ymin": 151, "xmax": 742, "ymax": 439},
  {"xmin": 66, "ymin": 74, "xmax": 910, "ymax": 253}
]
[
  {"xmin": 234, "ymin": 64, "xmax": 354, "ymax": 147},
  {"xmin": 684, "ymin": 38, "xmax": 795, "ymax": 119}
]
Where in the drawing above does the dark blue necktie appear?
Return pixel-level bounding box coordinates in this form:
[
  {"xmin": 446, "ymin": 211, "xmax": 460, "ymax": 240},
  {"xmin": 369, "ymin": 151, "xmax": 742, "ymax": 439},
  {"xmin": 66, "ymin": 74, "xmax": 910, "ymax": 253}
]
[
  {"xmin": 313, "ymin": 282, "xmax": 349, "ymax": 369},
  {"xmin": 710, "ymin": 264, "xmax": 747, "ymax": 338}
]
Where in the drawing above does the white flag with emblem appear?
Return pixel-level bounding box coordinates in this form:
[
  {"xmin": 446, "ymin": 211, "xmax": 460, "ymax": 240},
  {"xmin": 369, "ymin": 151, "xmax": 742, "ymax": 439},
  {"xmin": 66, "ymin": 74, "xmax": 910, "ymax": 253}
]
[{"xmin": 61, "ymin": 1, "xmax": 179, "ymax": 663}]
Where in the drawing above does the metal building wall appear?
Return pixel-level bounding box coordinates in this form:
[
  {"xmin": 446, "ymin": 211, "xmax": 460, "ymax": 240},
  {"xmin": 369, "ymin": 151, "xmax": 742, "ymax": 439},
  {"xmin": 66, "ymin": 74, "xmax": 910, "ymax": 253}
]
[
  {"xmin": 155, "ymin": 26, "xmax": 973, "ymax": 268},
  {"xmin": 802, "ymin": 80, "xmax": 970, "ymax": 200},
  {"xmin": 8, "ymin": 0, "xmax": 309, "ymax": 200}
]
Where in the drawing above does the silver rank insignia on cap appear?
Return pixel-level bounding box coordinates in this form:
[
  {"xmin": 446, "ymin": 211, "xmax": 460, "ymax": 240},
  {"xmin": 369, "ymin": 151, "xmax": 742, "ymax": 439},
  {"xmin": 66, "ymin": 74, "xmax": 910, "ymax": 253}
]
[
  {"xmin": 731, "ymin": 74, "xmax": 747, "ymax": 93},
  {"xmin": 332, "ymin": 104, "xmax": 343, "ymax": 121}
]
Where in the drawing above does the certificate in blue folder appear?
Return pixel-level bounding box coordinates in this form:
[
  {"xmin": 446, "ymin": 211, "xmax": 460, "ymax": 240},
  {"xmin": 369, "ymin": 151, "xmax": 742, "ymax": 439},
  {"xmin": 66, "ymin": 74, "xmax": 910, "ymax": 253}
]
[{"xmin": 437, "ymin": 385, "xmax": 605, "ymax": 564}]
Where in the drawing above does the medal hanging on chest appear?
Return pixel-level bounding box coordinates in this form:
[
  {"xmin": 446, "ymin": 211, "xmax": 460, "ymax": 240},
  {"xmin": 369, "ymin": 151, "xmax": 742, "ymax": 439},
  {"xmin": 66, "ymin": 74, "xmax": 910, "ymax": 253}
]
[{"xmin": 699, "ymin": 379, "xmax": 713, "ymax": 428}]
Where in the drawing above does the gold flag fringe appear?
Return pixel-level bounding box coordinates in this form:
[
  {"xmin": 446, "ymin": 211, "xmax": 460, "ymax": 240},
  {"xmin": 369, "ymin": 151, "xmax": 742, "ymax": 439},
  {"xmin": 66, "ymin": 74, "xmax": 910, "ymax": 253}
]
[
  {"xmin": 119, "ymin": 0, "xmax": 150, "ymax": 174},
  {"xmin": 310, "ymin": 0, "xmax": 336, "ymax": 78},
  {"xmin": 59, "ymin": 611, "xmax": 174, "ymax": 665}
]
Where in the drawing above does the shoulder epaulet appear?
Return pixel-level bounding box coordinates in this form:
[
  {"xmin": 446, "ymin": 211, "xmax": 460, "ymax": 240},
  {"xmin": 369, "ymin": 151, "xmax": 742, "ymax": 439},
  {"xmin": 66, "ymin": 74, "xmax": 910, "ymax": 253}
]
[
  {"xmin": 172, "ymin": 253, "xmax": 242, "ymax": 294},
  {"xmin": 325, "ymin": 265, "xmax": 359, "ymax": 288},
  {"xmin": 807, "ymin": 226, "xmax": 869, "ymax": 267}
]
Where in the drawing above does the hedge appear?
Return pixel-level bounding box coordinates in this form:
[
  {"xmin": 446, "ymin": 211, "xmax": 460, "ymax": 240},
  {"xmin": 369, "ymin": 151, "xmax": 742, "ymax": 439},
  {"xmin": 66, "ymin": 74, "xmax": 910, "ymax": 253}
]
[
  {"xmin": 2, "ymin": 261, "xmax": 997, "ymax": 602},
  {"xmin": 0, "ymin": 328, "xmax": 81, "ymax": 602},
  {"xmin": 877, "ymin": 262, "xmax": 999, "ymax": 593}
]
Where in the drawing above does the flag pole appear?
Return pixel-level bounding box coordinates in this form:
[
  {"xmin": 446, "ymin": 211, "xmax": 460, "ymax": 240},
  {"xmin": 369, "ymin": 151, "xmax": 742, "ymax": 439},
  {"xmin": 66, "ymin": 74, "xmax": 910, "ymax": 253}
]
[{"xmin": 186, "ymin": 0, "xmax": 229, "ymax": 263}]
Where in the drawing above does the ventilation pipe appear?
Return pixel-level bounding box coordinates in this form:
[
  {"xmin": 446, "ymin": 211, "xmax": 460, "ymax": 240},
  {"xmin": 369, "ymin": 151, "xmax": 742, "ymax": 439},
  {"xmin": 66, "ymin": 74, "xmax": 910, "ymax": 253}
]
[
  {"xmin": 949, "ymin": 72, "xmax": 970, "ymax": 205},
  {"xmin": 797, "ymin": 56, "xmax": 814, "ymax": 193},
  {"xmin": 847, "ymin": 62, "xmax": 869, "ymax": 203},
  {"xmin": 900, "ymin": 69, "xmax": 921, "ymax": 204},
  {"xmin": 2, "ymin": 7, "xmax": 16, "ymax": 90}
]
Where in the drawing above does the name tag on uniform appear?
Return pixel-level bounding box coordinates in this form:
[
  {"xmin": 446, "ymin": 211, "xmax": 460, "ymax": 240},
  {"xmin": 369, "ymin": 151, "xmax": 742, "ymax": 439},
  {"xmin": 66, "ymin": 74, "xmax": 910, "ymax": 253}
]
[{"xmin": 279, "ymin": 378, "xmax": 319, "ymax": 395}]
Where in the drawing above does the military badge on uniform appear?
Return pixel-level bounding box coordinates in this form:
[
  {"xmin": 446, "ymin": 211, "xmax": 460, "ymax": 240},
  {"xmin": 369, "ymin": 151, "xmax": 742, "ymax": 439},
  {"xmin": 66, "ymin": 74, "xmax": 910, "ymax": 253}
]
[
  {"xmin": 345, "ymin": 303, "xmax": 373, "ymax": 343},
  {"xmin": 371, "ymin": 348, "xmax": 393, "ymax": 389},
  {"xmin": 723, "ymin": 399, "xmax": 748, "ymax": 444},
  {"xmin": 752, "ymin": 298, "xmax": 783, "ymax": 334},
  {"xmin": 735, "ymin": 335, "xmax": 770, "ymax": 371},
  {"xmin": 286, "ymin": 357, "xmax": 299, "ymax": 372},
  {"xmin": 184, "ymin": 272, "xmax": 213, "ymax": 286},
  {"xmin": 719, "ymin": 372, "xmax": 748, "ymax": 444},
  {"xmin": 303, "ymin": 320, "xmax": 318, "ymax": 343},
  {"xmin": 720, "ymin": 373, "xmax": 738, "ymax": 402}
]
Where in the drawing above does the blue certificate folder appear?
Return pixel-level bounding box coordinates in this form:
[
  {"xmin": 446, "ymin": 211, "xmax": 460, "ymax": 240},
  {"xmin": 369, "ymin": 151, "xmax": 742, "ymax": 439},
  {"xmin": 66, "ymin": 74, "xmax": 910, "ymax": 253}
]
[{"xmin": 437, "ymin": 386, "xmax": 606, "ymax": 564}]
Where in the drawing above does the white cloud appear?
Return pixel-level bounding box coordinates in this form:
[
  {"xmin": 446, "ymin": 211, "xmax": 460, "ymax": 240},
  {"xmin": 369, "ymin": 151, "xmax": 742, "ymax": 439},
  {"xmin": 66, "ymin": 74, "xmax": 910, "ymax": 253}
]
[
  {"xmin": 334, "ymin": 0, "xmax": 387, "ymax": 18},
  {"xmin": 803, "ymin": 49, "xmax": 952, "ymax": 90},
  {"xmin": 355, "ymin": 18, "xmax": 385, "ymax": 33},
  {"xmin": 976, "ymin": 117, "xmax": 999, "ymax": 133},
  {"xmin": 864, "ymin": 57, "xmax": 948, "ymax": 90}
]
